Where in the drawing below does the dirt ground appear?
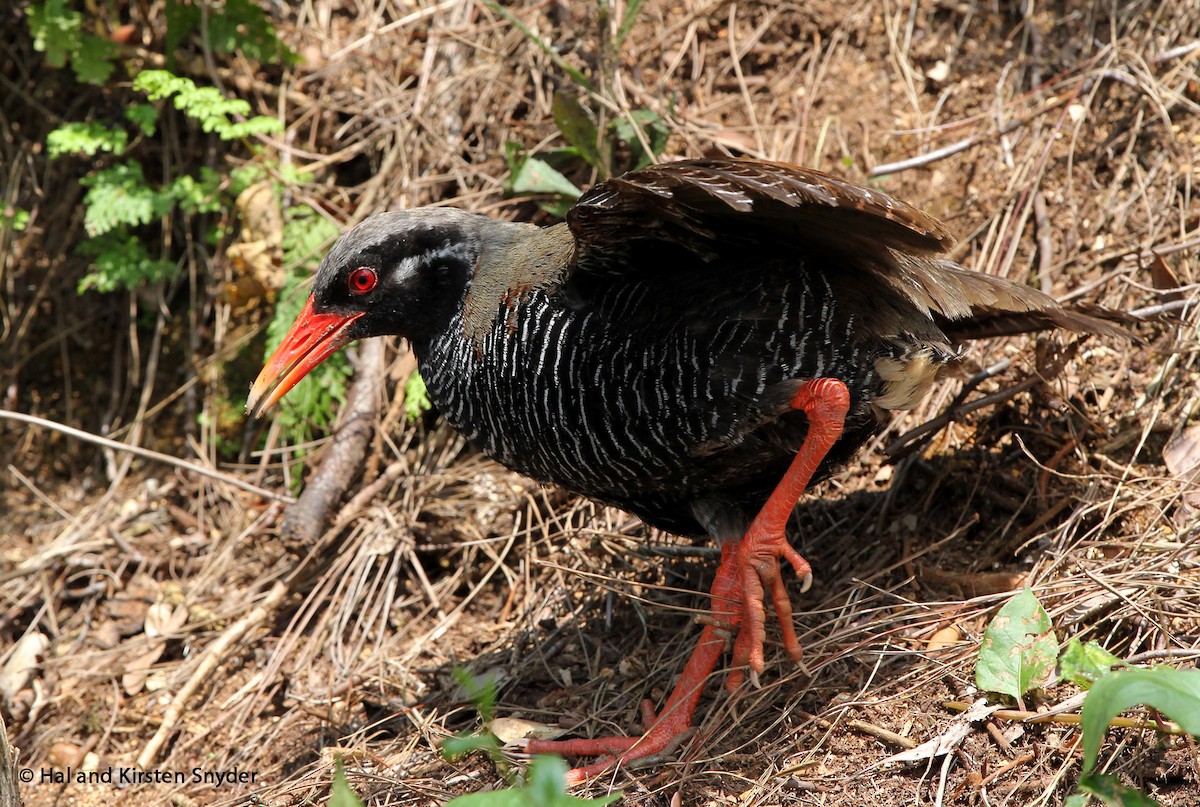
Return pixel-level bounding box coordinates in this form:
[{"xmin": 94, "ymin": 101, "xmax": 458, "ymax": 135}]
[{"xmin": 3, "ymin": 1, "xmax": 1199, "ymax": 805}]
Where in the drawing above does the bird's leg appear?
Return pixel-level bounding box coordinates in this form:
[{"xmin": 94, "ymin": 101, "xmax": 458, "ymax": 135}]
[
  {"xmin": 518, "ymin": 378, "xmax": 849, "ymax": 782},
  {"xmin": 726, "ymin": 377, "xmax": 849, "ymax": 690},
  {"xmin": 519, "ymin": 543, "xmax": 744, "ymax": 784}
]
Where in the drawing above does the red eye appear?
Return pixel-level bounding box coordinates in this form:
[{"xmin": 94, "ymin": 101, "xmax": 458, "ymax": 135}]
[{"xmin": 347, "ymin": 267, "xmax": 377, "ymax": 294}]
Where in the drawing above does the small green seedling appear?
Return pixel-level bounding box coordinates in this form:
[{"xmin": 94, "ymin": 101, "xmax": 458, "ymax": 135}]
[
  {"xmin": 974, "ymin": 588, "xmax": 1057, "ymax": 706},
  {"xmin": 976, "ymin": 591, "xmax": 1200, "ymax": 807},
  {"xmin": 440, "ymin": 669, "xmax": 620, "ymax": 806}
]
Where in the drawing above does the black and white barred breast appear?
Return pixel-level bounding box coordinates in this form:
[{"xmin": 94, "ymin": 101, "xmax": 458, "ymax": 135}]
[{"xmin": 416, "ymin": 260, "xmax": 898, "ymax": 536}]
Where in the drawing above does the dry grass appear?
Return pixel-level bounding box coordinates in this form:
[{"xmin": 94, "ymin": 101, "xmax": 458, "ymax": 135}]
[{"xmin": 2, "ymin": 1, "xmax": 1199, "ymax": 805}]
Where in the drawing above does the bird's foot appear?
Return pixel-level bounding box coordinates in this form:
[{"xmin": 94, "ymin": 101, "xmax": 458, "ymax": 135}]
[
  {"xmin": 724, "ymin": 526, "xmax": 812, "ymax": 692},
  {"xmin": 720, "ymin": 377, "xmax": 847, "ymax": 691},
  {"xmin": 516, "ymin": 619, "xmax": 730, "ymax": 783},
  {"xmin": 515, "ymin": 703, "xmax": 695, "ymax": 784}
]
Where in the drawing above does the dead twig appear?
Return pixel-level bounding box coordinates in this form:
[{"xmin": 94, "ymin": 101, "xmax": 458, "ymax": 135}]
[
  {"xmin": 846, "ymin": 719, "xmax": 917, "ymax": 750},
  {"xmin": 869, "ymin": 94, "xmax": 1074, "ymax": 175},
  {"xmin": 136, "ymin": 580, "xmax": 290, "ymax": 768},
  {"xmin": 0, "ymin": 409, "xmax": 292, "ymax": 503},
  {"xmin": 279, "ymin": 339, "xmax": 386, "ymax": 554},
  {"xmin": 941, "ymin": 701, "xmax": 1190, "ymax": 736},
  {"xmin": 885, "ymin": 359, "xmax": 1016, "ymax": 458},
  {"xmin": 980, "ymin": 751, "xmax": 1036, "ymax": 786}
]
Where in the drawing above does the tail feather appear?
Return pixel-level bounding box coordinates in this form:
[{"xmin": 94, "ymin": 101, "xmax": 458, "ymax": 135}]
[
  {"xmin": 940, "ymin": 303, "xmax": 1137, "ymax": 342},
  {"xmin": 915, "ymin": 263, "xmax": 1138, "ymax": 343}
]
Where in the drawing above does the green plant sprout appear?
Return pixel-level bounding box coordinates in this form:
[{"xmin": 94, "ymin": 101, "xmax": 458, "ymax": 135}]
[
  {"xmin": 489, "ymin": 1, "xmax": 670, "ymax": 216},
  {"xmin": 440, "ymin": 669, "xmax": 620, "ymax": 807},
  {"xmin": 976, "ymin": 590, "xmax": 1200, "ymax": 807}
]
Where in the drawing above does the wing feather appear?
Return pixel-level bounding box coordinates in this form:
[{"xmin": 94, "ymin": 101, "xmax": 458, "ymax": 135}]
[{"xmin": 560, "ymin": 159, "xmax": 1132, "ymax": 341}]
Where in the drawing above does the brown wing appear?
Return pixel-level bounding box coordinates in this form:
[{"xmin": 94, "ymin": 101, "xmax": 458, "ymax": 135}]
[
  {"xmin": 567, "ymin": 158, "xmax": 950, "ymax": 267},
  {"xmin": 563, "ymin": 158, "xmax": 1132, "ymax": 340}
]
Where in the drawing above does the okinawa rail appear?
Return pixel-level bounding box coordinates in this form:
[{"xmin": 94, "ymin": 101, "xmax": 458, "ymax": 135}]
[{"xmin": 248, "ymin": 159, "xmax": 1126, "ymax": 782}]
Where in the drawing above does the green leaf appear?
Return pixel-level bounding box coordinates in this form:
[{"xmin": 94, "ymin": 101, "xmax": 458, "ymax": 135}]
[
  {"xmin": 80, "ymin": 161, "xmax": 176, "ymax": 236},
  {"xmin": 612, "ymin": 109, "xmax": 670, "ymax": 170},
  {"xmin": 133, "ymin": 69, "xmax": 191, "ymax": 100},
  {"xmin": 509, "ymin": 157, "xmax": 581, "ymax": 200},
  {"xmin": 163, "ymin": 0, "xmax": 296, "ymax": 64},
  {"xmin": 281, "ymin": 203, "xmax": 339, "ymax": 268},
  {"xmin": 440, "ymin": 731, "xmax": 502, "ymax": 762},
  {"xmin": 170, "ymin": 169, "xmax": 224, "ymax": 215},
  {"xmin": 76, "ymin": 231, "xmax": 175, "ymax": 293},
  {"xmin": 551, "ymin": 93, "xmax": 600, "ymax": 168},
  {"xmin": 276, "ymin": 163, "xmax": 315, "ymax": 185},
  {"xmin": 47, "ymin": 122, "xmax": 127, "ymax": 158},
  {"xmin": 206, "ymin": 0, "xmax": 298, "ymax": 63},
  {"xmin": 404, "ymin": 371, "xmax": 431, "ymax": 422},
  {"xmin": 445, "ymin": 789, "xmax": 526, "ymax": 807},
  {"xmin": 329, "ymin": 759, "xmax": 366, "ymax": 807},
  {"xmin": 72, "ymin": 32, "xmax": 118, "ymax": 84},
  {"xmin": 1079, "ymin": 667, "xmax": 1200, "ymax": 775},
  {"xmin": 527, "ymin": 756, "xmax": 571, "ymax": 807},
  {"xmin": 974, "ymin": 588, "xmax": 1057, "ymax": 700},
  {"xmin": 230, "ymin": 164, "xmax": 271, "ymax": 195},
  {"xmin": 444, "ymin": 756, "xmax": 621, "ymax": 807},
  {"xmin": 452, "ymin": 667, "xmax": 498, "ymax": 723},
  {"xmin": 221, "ymin": 115, "xmax": 285, "ymax": 140},
  {"xmin": 27, "ymin": 0, "xmax": 81, "ymax": 69},
  {"xmin": 125, "ymin": 104, "xmax": 159, "ymax": 137},
  {"xmin": 27, "ymin": 1, "xmax": 118, "ymax": 84},
  {"xmin": 503, "ymin": 140, "xmax": 526, "ymax": 177},
  {"xmin": 133, "ymin": 70, "xmax": 282, "ymax": 141},
  {"xmin": 1065, "ymin": 795, "xmax": 1091, "ymax": 807},
  {"xmin": 1076, "ymin": 773, "xmax": 1164, "ymax": 806},
  {"xmin": 527, "ymin": 756, "xmax": 621, "ymax": 807},
  {"xmin": 1, "ymin": 207, "xmax": 30, "ymax": 232},
  {"xmin": 135, "ymin": 71, "xmax": 250, "ymax": 136},
  {"xmin": 1060, "ymin": 638, "xmax": 1124, "ymax": 690},
  {"xmin": 536, "ymin": 199, "xmax": 575, "ymax": 219}
]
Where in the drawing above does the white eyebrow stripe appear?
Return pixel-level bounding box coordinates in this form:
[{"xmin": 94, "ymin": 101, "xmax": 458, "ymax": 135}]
[{"xmin": 393, "ymin": 255, "xmax": 421, "ymax": 284}]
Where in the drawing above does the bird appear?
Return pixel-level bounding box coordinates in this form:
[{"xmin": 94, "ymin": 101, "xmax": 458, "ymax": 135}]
[{"xmin": 247, "ymin": 158, "xmax": 1129, "ymax": 782}]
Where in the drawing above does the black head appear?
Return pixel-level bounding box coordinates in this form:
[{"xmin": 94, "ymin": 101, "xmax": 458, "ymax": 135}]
[{"xmin": 247, "ymin": 208, "xmax": 493, "ymax": 417}]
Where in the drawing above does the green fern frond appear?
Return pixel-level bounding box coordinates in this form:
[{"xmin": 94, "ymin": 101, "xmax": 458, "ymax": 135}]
[
  {"xmin": 80, "ymin": 162, "xmax": 175, "ymax": 237},
  {"xmin": 47, "ymin": 122, "xmax": 128, "ymax": 158},
  {"xmin": 27, "ymin": 0, "xmax": 118, "ymax": 84},
  {"xmin": 76, "ymin": 232, "xmax": 175, "ymax": 293},
  {"xmin": 133, "ymin": 70, "xmax": 283, "ymax": 141}
]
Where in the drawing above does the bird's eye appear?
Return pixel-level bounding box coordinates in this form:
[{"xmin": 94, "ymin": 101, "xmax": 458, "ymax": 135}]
[{"xmin": 347, "ymin": 267, "xmax": 377, "ymax": 295}]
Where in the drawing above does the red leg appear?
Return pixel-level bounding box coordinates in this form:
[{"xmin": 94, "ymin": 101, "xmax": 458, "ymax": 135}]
[
  {"xmin": 727, "ymin": 377, "xmax": 849, "ymax": 690},
  {"xmin": 518, "ymin": 378, "xmax": 850, "ymax": 782},
  {"xmin": 520, "ymin": 543, "xmax": 744, "ymax": 784}
]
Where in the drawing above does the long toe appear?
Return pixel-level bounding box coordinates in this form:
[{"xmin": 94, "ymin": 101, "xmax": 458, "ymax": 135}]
[{"xmin": 520, "ymin": 721, "xmax": 685, "ymax": 784}]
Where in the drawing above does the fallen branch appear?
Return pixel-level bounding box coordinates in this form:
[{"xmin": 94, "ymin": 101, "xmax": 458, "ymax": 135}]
[{"xmin": 279, "ymin": 338, "xmax": 386, "ymax": 554}]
